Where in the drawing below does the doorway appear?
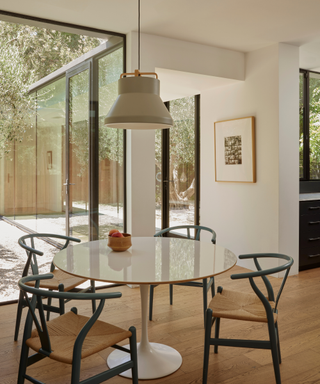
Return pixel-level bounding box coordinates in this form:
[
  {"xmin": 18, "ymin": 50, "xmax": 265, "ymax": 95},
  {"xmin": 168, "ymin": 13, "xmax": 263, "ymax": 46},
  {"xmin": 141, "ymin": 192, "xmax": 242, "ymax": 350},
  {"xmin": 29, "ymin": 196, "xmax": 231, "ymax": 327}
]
[{"xmin": 155, "ymin": 95, "xmax": 200, "ymax": 236}]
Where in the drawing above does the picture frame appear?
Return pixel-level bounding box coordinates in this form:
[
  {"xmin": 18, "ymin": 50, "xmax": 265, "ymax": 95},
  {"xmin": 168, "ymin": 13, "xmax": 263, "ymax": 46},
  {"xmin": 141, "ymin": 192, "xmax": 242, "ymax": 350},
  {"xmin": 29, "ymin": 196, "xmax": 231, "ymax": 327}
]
[{"xmin": 214, "ymin": 116, "xmax": 256, "ymax": 183}]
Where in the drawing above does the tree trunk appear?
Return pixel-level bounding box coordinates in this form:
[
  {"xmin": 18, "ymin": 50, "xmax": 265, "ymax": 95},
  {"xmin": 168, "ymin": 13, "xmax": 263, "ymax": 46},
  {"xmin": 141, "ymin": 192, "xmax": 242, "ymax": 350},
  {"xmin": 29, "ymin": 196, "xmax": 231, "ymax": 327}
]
[{"xmin": 169, "ymin": 156, "xmax": 195, "ymax": 208}]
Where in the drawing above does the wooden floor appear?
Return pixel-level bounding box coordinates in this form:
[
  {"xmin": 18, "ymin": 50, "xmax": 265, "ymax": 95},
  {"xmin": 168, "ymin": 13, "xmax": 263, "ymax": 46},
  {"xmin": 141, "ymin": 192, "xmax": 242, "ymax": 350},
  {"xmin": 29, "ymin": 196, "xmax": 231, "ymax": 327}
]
[{"xmin": 1, "ymin": 265, "xmax": 320, "ymax": 384}]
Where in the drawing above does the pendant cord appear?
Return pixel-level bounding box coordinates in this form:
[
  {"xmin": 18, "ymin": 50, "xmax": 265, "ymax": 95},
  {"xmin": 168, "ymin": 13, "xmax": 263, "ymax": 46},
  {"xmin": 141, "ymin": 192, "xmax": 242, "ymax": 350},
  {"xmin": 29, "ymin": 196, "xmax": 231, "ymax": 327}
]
[{"xmin": 138, "ymin": 0, "xmax": 141, "ymax": 71}]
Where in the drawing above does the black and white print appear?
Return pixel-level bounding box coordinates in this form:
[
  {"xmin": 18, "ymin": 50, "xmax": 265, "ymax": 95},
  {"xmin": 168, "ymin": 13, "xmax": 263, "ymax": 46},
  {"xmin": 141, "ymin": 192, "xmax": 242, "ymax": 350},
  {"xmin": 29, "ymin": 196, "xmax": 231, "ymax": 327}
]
[{"xmin": 224, "ymin": 135, "xmax": 242, "ymax": 165}]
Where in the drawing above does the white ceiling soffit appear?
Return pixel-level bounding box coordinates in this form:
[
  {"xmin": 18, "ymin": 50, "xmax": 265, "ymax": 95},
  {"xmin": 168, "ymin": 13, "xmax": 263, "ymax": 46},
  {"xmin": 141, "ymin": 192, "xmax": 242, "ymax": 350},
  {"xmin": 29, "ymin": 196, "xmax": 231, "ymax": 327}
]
[
  {"xmin": 3, "ymin": 0, "xmax": 320, "ymax": 69},
  {"xmin": 157, "ymin": 68, "xmax": 242, "ymax": 102}
]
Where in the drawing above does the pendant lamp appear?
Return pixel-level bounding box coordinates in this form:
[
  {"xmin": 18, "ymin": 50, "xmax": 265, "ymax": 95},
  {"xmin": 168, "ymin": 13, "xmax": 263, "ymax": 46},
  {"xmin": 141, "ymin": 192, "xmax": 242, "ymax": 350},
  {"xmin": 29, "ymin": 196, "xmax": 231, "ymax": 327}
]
[{"xmin": 105, "ymin": 1, "xmax": 173, "ymax": 130}]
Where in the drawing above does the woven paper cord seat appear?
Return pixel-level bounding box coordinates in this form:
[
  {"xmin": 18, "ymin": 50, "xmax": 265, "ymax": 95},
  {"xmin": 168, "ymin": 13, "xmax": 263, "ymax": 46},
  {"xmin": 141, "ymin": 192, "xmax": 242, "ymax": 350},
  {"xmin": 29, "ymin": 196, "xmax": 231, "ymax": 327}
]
[
  {"xmin": 26, "ymin": 311, "xmax": 132, "ymax": 364},
  {"xmin": 209, "ymin": 288, "xmax": 278, "ymax": 323},
  {"xmin": 25, "ymin": 269, "xmax": 87, "ymax": 291}
]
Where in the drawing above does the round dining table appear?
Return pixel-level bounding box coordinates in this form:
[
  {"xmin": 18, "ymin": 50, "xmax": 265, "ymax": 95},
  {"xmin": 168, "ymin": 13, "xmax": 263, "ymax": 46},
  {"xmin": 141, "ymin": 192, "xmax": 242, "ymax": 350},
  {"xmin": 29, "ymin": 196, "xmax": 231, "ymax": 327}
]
[{"xmin": 53, "ymin": 236, "xmax": 237, "ymax": 380}]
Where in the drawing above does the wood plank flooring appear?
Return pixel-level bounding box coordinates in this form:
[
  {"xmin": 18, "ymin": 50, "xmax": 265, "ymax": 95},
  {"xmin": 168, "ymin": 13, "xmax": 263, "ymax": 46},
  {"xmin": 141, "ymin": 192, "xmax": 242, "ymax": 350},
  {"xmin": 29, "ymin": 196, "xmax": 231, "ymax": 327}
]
[{"xmin": 1, "ymin": 265, "xmax": 320, "ymax": 384}]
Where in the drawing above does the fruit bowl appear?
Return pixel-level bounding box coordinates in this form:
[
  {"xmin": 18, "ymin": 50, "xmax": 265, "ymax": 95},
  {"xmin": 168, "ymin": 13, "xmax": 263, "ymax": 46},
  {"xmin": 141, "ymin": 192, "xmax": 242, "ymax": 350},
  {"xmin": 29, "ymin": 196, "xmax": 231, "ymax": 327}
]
[{"xmin": 107, "ymin": 233, "xmax": 132, "ymax": 252}]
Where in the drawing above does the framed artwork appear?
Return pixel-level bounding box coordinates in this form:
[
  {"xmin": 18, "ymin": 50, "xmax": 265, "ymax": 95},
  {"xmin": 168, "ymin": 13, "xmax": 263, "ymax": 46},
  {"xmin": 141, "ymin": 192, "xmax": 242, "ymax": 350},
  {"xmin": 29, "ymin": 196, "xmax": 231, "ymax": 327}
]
[{"xmin": 214, "ymin": 116, "xmax": 256, "ymax": 183}]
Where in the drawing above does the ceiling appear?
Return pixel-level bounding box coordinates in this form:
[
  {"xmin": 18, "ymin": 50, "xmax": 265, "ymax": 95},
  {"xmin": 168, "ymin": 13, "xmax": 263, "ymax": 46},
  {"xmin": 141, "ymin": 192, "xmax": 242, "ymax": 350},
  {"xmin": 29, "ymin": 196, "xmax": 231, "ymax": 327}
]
[{"xmin": 2, "ymin": 0, "xmax": 320, "ymax": 70}]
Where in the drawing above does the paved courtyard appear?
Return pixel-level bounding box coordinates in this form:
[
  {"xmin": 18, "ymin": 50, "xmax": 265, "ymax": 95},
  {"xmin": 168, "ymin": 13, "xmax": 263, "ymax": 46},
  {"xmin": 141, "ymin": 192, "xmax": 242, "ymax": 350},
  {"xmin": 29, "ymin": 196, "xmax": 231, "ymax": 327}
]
[{"xmin": 0, "ymin": 205, "xmax": 194, "ymax": 302}]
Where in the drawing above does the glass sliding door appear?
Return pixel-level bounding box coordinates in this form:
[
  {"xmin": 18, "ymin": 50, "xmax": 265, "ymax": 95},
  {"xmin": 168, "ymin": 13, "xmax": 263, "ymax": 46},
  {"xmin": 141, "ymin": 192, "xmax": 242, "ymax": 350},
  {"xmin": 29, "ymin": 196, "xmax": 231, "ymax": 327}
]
[
  {"xmin": 98, "ymin": 47, "xmax": 125, "ymax": 238},
  {"xmin": 66, "ymin": 64, "xmax": 90, "ymax": 242},
  {"xmin": 156, "ymin": 95, "xmax": 200, "ymax": 237},
  {"xmin": 168, "ymin": 96, "xmax": 197, "ymax": 229},
  {"xmin": 35, "ymin": 77, "xmax": 66, "ymax": 232}
]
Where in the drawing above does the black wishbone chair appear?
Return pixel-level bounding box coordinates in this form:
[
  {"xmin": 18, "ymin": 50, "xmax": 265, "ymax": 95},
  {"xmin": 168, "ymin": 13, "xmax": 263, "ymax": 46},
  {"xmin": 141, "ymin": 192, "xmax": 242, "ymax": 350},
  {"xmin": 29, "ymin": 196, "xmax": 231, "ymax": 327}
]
[
  {"xmin": 17, "ymin": 274, "xmax": 138, "ymax": 384},
  {"xmin": 203, "ymin": 253, "xmax": 294, "ymax": 384},
  {"xmin": 14, "ymin": 233, "xmax": 96, "ymax": 341},
  {"xmin": 149, "ymin": 225, "xmax": 217, "ymax": 324}
]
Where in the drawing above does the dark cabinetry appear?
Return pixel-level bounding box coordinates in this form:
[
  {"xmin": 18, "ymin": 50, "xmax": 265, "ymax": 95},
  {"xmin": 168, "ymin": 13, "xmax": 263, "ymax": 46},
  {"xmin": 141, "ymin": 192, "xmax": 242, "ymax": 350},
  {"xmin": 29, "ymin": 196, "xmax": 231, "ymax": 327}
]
[{"xmin": 300, "ymin": 200, "xmax": 320, "ymax": 270}]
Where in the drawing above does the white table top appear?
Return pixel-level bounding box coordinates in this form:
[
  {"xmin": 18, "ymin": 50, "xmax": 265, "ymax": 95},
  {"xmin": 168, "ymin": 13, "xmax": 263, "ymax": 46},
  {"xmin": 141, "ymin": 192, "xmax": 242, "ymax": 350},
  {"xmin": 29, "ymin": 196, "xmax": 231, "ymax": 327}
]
[{"xmin": 53, "ymin": 237, "xmax": 237, "ymax": 285}]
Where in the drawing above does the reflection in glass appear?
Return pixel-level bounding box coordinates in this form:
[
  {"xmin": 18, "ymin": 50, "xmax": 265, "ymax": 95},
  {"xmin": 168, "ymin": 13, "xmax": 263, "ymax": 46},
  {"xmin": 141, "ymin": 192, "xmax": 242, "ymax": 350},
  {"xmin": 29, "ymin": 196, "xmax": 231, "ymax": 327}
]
[
  {"xmin": 36, "ymin": 78, "xmax": 66, "ymax": 228},
  {"xmin": 98, "ymin": 48, "xmax": 124, "ymax": 238},
  {"xmin": 155, "ymin": 238, "xmax": 196, "ymax": 281},
  {"xmin": 69, "ymin": 70, "xmax": 90, "ymax": 241}
]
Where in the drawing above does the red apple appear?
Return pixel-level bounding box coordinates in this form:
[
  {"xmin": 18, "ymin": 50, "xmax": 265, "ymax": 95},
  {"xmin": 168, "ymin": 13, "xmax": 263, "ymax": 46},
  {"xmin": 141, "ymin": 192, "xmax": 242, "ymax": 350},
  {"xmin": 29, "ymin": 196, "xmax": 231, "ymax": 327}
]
[
  {"xmin": 109, "ymin": 229, "xmax": 120, "ymax": 236},
  {"xmin": 111, "ymin": 232, "xmax": 124, "ymax": 237}
]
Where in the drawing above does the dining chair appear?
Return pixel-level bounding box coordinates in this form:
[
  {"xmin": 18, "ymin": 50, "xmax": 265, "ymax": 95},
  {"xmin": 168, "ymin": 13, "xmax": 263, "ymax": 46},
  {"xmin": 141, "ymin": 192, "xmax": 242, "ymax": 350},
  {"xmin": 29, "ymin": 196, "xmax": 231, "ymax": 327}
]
[
  {"xmin": 14, "ymin": 233, "xmax": 96, "ymax": 341},
  {"xmin": 149, "ymin": 225, "xmax": 217, "ymax": 323},
  {"xmin": 203, "ymin": 253, "xmax": 294, "ymax": 384},
  {"xmin": 17, "ymin": 273, "xmax": 138, "ymax": 384}
]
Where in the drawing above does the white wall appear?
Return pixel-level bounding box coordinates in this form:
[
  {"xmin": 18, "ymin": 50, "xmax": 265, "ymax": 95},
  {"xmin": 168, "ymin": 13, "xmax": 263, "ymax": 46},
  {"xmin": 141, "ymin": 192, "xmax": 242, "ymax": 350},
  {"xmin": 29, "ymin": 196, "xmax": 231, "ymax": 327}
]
[
  {"xmin": 200, "ymin": 44, "xmax": 299, "ymax": 273},
  {"xmin": 278, "ymin": 43, "xmax": 299, "ymax": 274}
]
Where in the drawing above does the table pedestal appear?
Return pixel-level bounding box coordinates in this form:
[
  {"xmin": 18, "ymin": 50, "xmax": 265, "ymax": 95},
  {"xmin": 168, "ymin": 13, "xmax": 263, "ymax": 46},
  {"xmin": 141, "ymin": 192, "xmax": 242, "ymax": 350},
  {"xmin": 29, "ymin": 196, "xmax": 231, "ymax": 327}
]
[{"xmin": 107, "ymin": 285, "xmax": 182, "ymax": 379}]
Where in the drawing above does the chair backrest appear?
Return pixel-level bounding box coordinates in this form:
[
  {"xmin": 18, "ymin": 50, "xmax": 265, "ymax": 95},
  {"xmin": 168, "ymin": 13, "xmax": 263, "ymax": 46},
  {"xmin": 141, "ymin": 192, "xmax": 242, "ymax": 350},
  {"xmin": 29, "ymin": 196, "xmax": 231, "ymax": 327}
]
[
  {"xmin": 18, "ymin": 274, "xmax": 121, "ymax": 356},
  {"xmin": 18, "ymin": 233, "xmax": 81, "ymax": 277},
  {"xmin": 230, "ymin": 253, "xmax": 294, "ymax": 315},
  {"xmin": 154, "ymin": 225, "xmax": 216, "ymax": 244}
]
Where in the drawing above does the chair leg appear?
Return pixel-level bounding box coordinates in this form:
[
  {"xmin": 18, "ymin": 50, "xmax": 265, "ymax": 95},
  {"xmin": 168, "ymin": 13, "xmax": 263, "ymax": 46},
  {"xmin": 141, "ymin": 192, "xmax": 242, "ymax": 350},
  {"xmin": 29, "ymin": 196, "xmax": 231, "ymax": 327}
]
[
  {"xmin": 14, "ymin": 291, "xmax": 24, "ymax": 341},
  {"xmin": 91, "ymin": 280, "xmax": 96, "ymax": 313},
  {"xmin": 211, "ymin": 277, "xmax": 215, "ymax": 298},
  {"xmin": 17, "ymin": 340, "xmax": 30, "ymax": 384},
  {"xmin": 71, "ymin": 356, "xmax": 81, "ymax": 384},
  {"xmin": 129, "ymin": 326, "xmax": 138, "ymax": 384},
  {"xmin": 46, "ymin": 294, "xmax": 52, "ymax": 321},
  {"xmin": 149, "ymin": 285, "xmax": 155, "ymax": 321},
  {"xmin": 275, "ymin": 321, "xmax": 282, "ymax": 364},
  {"xmin": 202, "ymin": 279, "xmax": 208, "ymax": 327},
  {"xmin": 202, "ymin": 308, "xmax": 213, "ymax": 384},
  {"xmin": 268, "ymin": 321, "xmax": 281, "ymax": 384},
  {"xmin": 169, "ymin": 284, "xmax": 173, "ymax": 305},
  {"xmin": 58, "ymin": 284, "xmax": 65, "ymax": 317},
  {"xmin": 214, "ymin": 317, "xmax": 220, "ymax": 354}
]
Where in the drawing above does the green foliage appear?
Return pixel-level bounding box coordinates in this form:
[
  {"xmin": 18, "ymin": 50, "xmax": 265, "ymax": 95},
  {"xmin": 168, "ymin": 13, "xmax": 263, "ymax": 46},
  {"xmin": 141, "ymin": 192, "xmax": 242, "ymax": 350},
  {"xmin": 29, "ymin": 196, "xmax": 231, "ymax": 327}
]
[
  {"xmin": 155, "ymin": 96, "xmax": 195, "ymax": 167},
  {"xmin": 155, "ymin": 96, "xmax": 196, "ymax": 204},
  {"xmin": 0, "ymin": 20, "xmax": 102, "ymax": 155},
  {"xmin": 308, "ymin": 76, "xmax": 320, "ymax": 178}
]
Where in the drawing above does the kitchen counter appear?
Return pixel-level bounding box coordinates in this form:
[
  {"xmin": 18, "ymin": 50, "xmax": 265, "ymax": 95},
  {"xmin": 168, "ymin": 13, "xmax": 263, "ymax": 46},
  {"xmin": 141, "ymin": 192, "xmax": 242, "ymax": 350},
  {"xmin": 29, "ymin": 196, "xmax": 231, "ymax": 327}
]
[{"xmin": 300, "ymin": 193, "xmax": 320, "ymax": 201}]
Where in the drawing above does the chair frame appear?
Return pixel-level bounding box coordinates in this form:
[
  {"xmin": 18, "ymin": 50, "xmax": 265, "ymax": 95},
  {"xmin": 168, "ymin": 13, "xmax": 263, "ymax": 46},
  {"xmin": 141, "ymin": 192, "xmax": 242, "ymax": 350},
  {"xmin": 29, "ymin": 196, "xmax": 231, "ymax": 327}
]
[
  {"xmin": 14, "ymin": 233, "xmax": 96, "ymax": 341},
  {"xmin": 203, "ymin": 253, "xmax": 294, "ymax": 384},
  {"xmin": 17, "ymin": 274, "xmax": 138, "ymax": 384},
  {"xmin": 149, "ymin": 225, "xmax": 217, "ymax": 324}
]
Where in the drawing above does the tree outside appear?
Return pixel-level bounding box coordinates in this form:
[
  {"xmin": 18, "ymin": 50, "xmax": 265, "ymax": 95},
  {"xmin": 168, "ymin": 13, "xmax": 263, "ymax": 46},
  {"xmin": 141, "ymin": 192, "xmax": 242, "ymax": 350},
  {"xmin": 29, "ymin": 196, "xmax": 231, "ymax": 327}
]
[
  {"xmin": 155, "ymin": 96, "xmax": 196, "ymax": 209},
  {"xmin": 309, "ymin": 74, "xmax": 320, "ymax": 179},
  {"xmin": 0, "ymin": 20, "xmax": 103, "ymax": 156}
]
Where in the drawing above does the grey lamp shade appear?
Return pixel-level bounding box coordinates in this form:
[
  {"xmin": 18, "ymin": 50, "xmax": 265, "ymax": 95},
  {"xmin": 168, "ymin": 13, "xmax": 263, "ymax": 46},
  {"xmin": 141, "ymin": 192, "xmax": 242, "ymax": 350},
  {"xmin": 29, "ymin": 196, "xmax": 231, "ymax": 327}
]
[{"xmin": 105, "ymin": 76, "xmax": 173, "ymax": 129}]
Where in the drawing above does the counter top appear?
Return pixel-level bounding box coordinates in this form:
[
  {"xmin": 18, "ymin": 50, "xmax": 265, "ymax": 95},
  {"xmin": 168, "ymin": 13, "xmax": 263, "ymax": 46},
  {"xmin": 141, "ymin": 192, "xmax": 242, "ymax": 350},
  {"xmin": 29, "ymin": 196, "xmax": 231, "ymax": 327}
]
[{"xmin": 300, "ymin": 193, "xmax": 320, "ymax": 201}]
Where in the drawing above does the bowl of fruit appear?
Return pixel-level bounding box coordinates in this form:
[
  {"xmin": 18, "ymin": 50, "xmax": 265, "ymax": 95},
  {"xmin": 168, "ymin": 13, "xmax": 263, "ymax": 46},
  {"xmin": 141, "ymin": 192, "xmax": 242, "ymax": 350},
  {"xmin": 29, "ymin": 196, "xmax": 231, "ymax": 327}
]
[{"xmin": 107, "ymin": 229, "xmax": 132, "ymax": 252}]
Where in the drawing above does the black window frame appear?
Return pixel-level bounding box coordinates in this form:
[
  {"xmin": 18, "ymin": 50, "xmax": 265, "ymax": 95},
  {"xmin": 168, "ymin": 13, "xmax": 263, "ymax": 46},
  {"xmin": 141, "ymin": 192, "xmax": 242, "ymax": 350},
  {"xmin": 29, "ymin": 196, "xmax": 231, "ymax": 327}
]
[{"xmin": 300, "ymin": 69, "xmax": 320, "ymax": 193}]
